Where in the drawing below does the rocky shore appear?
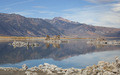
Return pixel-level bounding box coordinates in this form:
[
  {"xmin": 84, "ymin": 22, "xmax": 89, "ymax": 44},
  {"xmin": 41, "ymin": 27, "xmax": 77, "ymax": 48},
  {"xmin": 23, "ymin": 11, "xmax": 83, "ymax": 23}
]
[{"xmin": 0, "ymin": 57, "xmax": 120, "ymax": 75}]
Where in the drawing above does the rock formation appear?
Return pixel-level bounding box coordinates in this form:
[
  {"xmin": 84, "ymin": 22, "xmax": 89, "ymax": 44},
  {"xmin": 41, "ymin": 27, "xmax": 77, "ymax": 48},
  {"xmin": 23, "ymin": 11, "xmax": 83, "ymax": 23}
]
[{"xmin": 0, "ymin": 57, "xmax": 120, "ymax": 75}]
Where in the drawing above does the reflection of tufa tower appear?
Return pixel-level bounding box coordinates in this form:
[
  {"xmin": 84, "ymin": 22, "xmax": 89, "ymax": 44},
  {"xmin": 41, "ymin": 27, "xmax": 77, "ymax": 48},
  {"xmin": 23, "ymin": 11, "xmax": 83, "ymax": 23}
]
[
  {"xmin": 46, "ymin": 43, "xmax": 50, "ymax": 48},
  {"xmin": 27, "ymin": 42, "xmax": 29, "ymax": 50},
  {"xmin": 53, "ymin": 35, "xmax": 60, "ymax": 40},
  {"xmin": 44, "ymin": 35, "xmax": 61, "ymax": 48},
  {"xmin": 53, "ymin": 43, "xmax": 60, "ymax": 48},
  {"xmin": 56, "ymin": 35, "xmax": 60, "ymax": 40},
  {"xmin": 45, "ymin": 35, "xmax": 50, "ymax": 40}
]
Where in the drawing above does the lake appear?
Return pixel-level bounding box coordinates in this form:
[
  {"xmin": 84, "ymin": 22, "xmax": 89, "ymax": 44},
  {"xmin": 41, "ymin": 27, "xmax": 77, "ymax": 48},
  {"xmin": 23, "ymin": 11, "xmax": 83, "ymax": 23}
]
[{"xmin": 0, "ymin": 39, "xmax": 120, "ymax": 69}]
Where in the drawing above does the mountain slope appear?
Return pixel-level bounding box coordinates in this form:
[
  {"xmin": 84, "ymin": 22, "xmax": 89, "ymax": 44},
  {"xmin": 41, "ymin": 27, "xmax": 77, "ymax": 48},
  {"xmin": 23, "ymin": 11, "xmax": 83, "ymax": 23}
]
[
  {"xmin": 46, "ymin": 17, "xmax": 120, "ymax": 38},
  {"xmin": 45, "ymin": 17, "xmax": 82, "ymax": 31},
  {"xmin": 0, "ymin": 13, "xmax": 120, "ymax": 37},
  {"xmin": 0, "ymin": 13, "xmax": 62, "ymax": 36}
]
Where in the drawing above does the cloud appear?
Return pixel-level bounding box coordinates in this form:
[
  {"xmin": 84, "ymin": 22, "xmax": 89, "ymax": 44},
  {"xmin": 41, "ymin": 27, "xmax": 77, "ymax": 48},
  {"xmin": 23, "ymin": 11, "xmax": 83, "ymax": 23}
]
[
  {"xmin": 0, "ymin": 8, "xmax": 11, "ymax": 12},
  {"xmin": 62, "ymin": 3, "xmax": 120, "ymax": 28},
  {"xmin": 33, "ymin": 6, "xmax": 47, "ymax": 9},
  {"xmin": 12, "ymin": 10, "xmax": 57, "ymax": 18},
  {"xmin": 14, "ymin": 11, "xmax": 33, "ymax": 16},
  {"xmin": 112, "ymin": 3, "xmax": 120, "ymax": 12},
  {"xmin": 85, "ymin": 0, "xmax": 119, "ymax": 4},
  {"xmin": 63, "ymin": 8, "xmax": 81, "ymax": 12},
  {"xmin": 0, "ymin": 0, "xmax": 34, "ymax": 7},
  {"xmin": 98, "ymin": 12, "xmax": 120, "ymax": 27},
  {"xmin": 38, "ymin": 11, "xmax": 56, "ymax": 14}
]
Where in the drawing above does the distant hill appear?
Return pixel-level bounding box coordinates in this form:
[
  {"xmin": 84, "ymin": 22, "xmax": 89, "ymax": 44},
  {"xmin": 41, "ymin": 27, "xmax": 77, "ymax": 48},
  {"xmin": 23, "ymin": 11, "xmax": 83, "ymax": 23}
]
[
  {"xmin": 45, "ymin": 17, "xmax": 120, "ymax": 38},
  {"xmin": 0, "ymin": 13, "xmax": 61, "ymax": 36},
  {"xmin": 0, "ymin": 13, "xmax": 120, "ymax": 37}
]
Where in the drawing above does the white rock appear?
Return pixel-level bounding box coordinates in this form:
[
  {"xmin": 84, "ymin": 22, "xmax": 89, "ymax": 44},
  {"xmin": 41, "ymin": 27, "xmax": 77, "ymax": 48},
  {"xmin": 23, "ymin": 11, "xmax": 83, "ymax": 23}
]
[
  {"xmin": 22, "ymin": 64, "xmax": 28, "ymax": 70},
  {"xmin": 29, "ymin": 66, "xmax": 39, "ymax": 71},
  {"xmin": 25, "ymin": 71, "xmax": 38, "ymax": 75},
  {"xmin": 46, "ymin": 69, "xmax": 53, "ymax": 74},
  {"xmin": 44, "ymin": 63, "xmax": 50, "ymax": 66}
]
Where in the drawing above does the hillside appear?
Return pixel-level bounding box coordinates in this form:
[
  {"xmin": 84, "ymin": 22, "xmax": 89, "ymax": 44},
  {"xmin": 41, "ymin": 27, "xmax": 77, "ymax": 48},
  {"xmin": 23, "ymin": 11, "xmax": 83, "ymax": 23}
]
[
  {"xmin": 0, "ymin": 13, "xmax": 61, "ymax": 36},
  {"xmin": 0, "ymin": 13, "xmax": 120, "ymax": 37},
  {"xmin": 46, "ymin": 17, "xmax": 120, "ymax": 38}
]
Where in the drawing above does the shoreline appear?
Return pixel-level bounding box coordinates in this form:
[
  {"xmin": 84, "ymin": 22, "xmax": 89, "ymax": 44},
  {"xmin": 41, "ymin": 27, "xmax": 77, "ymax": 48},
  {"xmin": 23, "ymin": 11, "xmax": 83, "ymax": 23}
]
[
  {"xmin": 0, "ymin": 57, "xmax": 120, "ymax": 75},
  {"xmin": 0, "ymin": 36, "xmax": 120, "ymax": 41}
]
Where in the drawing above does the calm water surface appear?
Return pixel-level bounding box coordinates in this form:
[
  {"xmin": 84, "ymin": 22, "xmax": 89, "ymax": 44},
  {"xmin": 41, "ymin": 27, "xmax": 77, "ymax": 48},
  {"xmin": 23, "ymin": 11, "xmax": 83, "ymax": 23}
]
[{"xmin": 0, "ymin": 39, "xmax": 120, "ymax": 69}]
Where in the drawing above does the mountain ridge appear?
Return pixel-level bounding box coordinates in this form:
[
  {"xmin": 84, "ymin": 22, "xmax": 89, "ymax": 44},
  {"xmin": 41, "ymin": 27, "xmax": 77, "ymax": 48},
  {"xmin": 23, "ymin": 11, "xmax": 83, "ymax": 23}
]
[
  {"xmin": 0, "ymin": 13, "xmax": 120, "ymax": 37},
  {"xmin": 0, "ymin": 13, "xmax": 62, "ymax": 36}
]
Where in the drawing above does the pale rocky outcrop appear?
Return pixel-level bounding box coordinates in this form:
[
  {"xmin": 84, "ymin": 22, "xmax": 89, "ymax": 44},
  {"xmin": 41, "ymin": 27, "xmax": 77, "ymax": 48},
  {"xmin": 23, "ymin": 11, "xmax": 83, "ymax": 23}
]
[
  {"xmin": 22, "ymin": 64, "xmax": 28, "ymax": 70},
  {"xmin": 25, "ymin": 71, "xmax": 38, "ymax": 75},
  {"xmin": 0, "ymin": 57, "xmax": 120, "ymax": 75}
]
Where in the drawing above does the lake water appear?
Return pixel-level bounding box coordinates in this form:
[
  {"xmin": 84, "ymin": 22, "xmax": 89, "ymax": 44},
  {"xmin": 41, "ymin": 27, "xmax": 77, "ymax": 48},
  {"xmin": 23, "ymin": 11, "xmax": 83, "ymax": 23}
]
[{"xmin": 0, "ymin": 39, "xmax": 120, "ymax": 69}]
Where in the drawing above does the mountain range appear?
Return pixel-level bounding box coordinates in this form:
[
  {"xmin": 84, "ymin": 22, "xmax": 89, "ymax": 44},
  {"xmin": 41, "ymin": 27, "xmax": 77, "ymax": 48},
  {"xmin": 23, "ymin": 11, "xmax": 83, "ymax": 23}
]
[{"xmin": 0, "ymin": 13, "xmax": 120, "ymax": 37}]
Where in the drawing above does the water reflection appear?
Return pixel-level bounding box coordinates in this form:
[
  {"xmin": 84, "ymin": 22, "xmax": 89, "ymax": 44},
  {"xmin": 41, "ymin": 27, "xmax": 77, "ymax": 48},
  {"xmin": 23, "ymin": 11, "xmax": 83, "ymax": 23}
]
[
  {"xmin": 87, "ymin": 39, "xmax": 120, "ymax": 48},
  {"xmin": 43, "ymin": 40, "xmax": 69, "ymax": 48},
  {"xmin": 9, "ymin": 41, "xmax": 40, "ymax": 49},
  {"xmin": 45, "ymin": 43, "xmax": 60, "ymax": 48},
  {"xmin": 9, "ymin": 40, "xmax": 69, "ymax": 49},
  {"xmin": 0, "ymin": 39, "xmax": 120, "ymax": 68}
]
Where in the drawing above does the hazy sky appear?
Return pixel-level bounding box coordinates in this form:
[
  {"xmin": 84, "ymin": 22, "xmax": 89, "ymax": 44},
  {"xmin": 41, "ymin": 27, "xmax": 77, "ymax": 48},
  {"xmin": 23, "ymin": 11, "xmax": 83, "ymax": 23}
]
[{"xmin": 0, "ymin": 0, "xmax": 120, "ymax": 28}]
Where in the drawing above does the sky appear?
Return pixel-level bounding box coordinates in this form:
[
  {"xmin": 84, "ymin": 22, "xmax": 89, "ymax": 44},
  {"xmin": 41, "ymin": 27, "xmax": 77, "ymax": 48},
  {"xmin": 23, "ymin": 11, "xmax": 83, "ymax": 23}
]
[{"xmin": 0, "ymin": 0, "xmax": 120, "ymax": 28}]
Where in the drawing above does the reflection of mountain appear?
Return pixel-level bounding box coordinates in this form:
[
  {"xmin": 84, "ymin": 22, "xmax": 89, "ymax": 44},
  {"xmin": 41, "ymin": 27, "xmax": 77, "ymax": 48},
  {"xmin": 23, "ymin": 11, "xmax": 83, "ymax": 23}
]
[{"xmin": 0, "ymin": 40, "xmax": 120, "ymax": 64}]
